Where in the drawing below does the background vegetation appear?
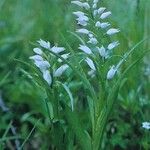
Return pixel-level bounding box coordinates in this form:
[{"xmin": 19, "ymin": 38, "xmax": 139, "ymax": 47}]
[{"xmin": 0, "ymin": 0, "xmax": 149, "ymax": 149}]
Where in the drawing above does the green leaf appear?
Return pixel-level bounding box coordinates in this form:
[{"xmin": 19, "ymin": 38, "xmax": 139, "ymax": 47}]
[{"xmin": 61, "ymin": 101, "xmax": 91, "ymax": 150}]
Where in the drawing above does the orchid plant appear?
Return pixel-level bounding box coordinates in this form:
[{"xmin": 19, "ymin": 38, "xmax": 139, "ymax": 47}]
[{"xmin": 28, "ymin": 0, "xmax": 146, "ymax": 149}]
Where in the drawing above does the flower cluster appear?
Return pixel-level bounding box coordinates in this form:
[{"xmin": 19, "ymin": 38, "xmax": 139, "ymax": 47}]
[
  {"xmin": 30, "ymin": 39, "xmax": 69, "ymax": 86},
  {"xmin": 142, "ymin": 122, "xmax": 150, "ymax": 130},
  {"xmin": 72, "ymin": 0, "xmax": 120, "ymax": 79}
]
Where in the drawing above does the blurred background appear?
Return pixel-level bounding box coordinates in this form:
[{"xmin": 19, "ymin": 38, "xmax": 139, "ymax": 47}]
[{"xmin": 0, "ymin": 0, "xmax": 149, "ymax": 149}]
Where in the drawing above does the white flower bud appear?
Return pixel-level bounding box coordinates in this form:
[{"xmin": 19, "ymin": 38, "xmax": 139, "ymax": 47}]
[
  {"xmin": 43, "ymin": 70, "xmax": 52, "ymax": 85},
  {"xmin": 93, "ymin": 10, "xmax": 98, "ymax": 16},
  {"xmin": 107, "ymin": 66, "xmax": 117, "ymax": 80},
  {"xmin": 35, "ymin": 60, "xmax": 50, "ymax": 72},
  {"xmin": 79, "ymin": 45, "xmax": 92, "ymax": 54},
  {"xmin": 98, "ymin": 46, "xmax": 106, "ymax": 57},
  {"xmin": 98, "ymin": 7, "xmax": 106, "ymax": 14},
  {"xmin": 107, "ymin": 28, "xmax": 120, "ymax": 35},
  {"xmin": 88, "ymin": 33, "xmax": 94, "ymax": 38},
  {"xmin": 93, "ymin": 0, "xmax": 99, "ymax": 3},
  {"xmin": 29, "ymin": 55, "xmax": 43, "ymax": 61},
  {"xmin": 73, "ymin": 11, "xmax": 85, "ymax": 17},
  {"xmin": 71, "ymin": 1, "xmax": 83, "ymax": 7},
  {"xmin": 76, "ymin": 28, "xmax": 90, "ymax": 34},
  {"xmin": 85, "ymin": 57, "xmax": 96, "ymax": 71},
  {"xmin": 88, "ymin": 37, "xmax": 98, "ymax": 45},
  {"xmin": 37, "ymin": 39, "xmax": 50, "ymax": 49},
  {"xmin": 142, "ymin": 122, "xmax": 150, "ymax": 130},
  {"xmin": 58, "ymin": 53, "xmax": 70, "ymax": 62},
  {"xmin": 54, "ymin": 64, "xmax": 69, "ymax": 77},
  {"xmin": 108, "ymin": 41, "xmax": 119, "ymax": 50},
  {"xmin": 82, "ymin": 2, "xmax": 90, "ymax": 10},
  {"xmin": 100, "ymin": 22, "xmax": 110, "ymax": 29},
  {"xmin": 93, "ymin": 4, "xmax": 97, "ymax": 9},
  {"xmin": 100, "ymin": 11, "xmax": 111, "ymax": 19},
  {"xmin": 33, "ymin": 48, "xmax": 43, "ymax": 55},
  {"xmin": 95, "ymin": 21, "xmax": 101, "ymax": 27},
  {"xmin": 51, "ymin": 46, "xmax": 65, "ymax": 54}
]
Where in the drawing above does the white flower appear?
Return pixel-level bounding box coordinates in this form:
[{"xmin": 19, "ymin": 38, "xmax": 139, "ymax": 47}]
[
  {"xmin": 29, "ymin": 55, "xmax": 43, "ymax": 61},
  {"xmin": 98, "ymin": 7, "xmax": 106, "ymax": 14},
  {"xmin": 95, "ymin": 21, "xmax": 101, "ymax": 27},
  {"xmin": 73, "ymin": 11, "xmax": 85, "ymax": 17},
  {"xmin": 93, "ymin": 4, "xmax": 97, "ymax": 9},
  {"xmin": 88, "ymin": 37, "xmax": 98, "ymax": 45},
  {"xmin": 43, "ymin": 70, "xmax": 52, "ymax": 85},
  {"xmin": 71, "ymin": 1, "xmax": 83, "ymax": 7},
  {"xmin": 107, "ymin": 28, "xmax": 120, "ymax": 35},
  {"xmin": 76, "ymin": 28, "xmax": 90, "ymax": 34},
  {"xmin": 107, "ymin": 65, "xmax": 117, "ymax": 80},
  {"xmin": 82, "ymin": 2, "xmax": 90, "ymax": 10},
  {"xmin": 100, "ymin": 22, "xmax": 110, "ymax": 29},
  {"xmin": 58, "ymin": 53, "xmax": 70, "ymax": 62},
  {"xmin": 71, "ymin": 1, "xmax": 90, "ymax": 10},
  {"xmin": 35, "ymin": 60, "xmax": 50, "ymax": 72},
  {"xmin": 76, "ymin": 15, "xmax": 89, "ymax": 26},
  {"xmin": 108, "ymin": 41, "xmax": 120, "ymax": 50},
  {"xmin": 93, "ymin": 0, "xmax": 99, "ymax": 3},
  {"xmin": 79, "ymin": 45, "xmax": 92, "ymax": 54},
  {"xmin": 93, "ymin": 10, "xmax": 98, "ymax": 16},
  {"xmin": 85, "ymin": 57, "xmax": 96, "ymax": 71},
  {"xmin": 53, "ymin": 64, "xmax": 69, "ymax": 77},
  {"xmin": 33, "ymin": 48, "xmax": 43, "ymax": 55},
  {"xmin": 37, "ymin": 39, "xmax": 50, "ymax": 49},
  {"xmin": 51, "ymin": 46, "xmax": 65, "ymax": 54},
  {"xmin": 98, "ymin": 46, "xmax": 106, "ymax": 57},
  {"xmin": 142, "ymin": 122, "xmax": 150, "ymax": 130},
  {"xmin": 88, "ymin": 33, "xmax": 94, "ymax": 38},
  {"xmin": 100, "ymin": 11, "xmax": 111, "ymax": 19},
  {"xmin": 95, "ymin": 21, "xmax": 110, "ymax": 29}
]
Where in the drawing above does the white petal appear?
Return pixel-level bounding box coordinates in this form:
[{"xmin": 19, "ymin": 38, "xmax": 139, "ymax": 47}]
[
  {"xmin": 107, "ymin": 28, "xmax": 120, "ymax": 35},
  {"xmin": 100, "ymin": 22, "xmax": 110, "ymax": 29},
  {"xmin": 51, "ymin": 46, "xmax": 65, "ymax": 54},
  {"xmin": 54, "ymin": 64, "xmax": 69, "ymax": 77},
  {"xmin": 88, "ymin": 37, "xmax": 98, "ymax": 45},
  {"xmin": 98, "ymin": 46, "xmax": 106, "ymax": 57},
  {"xmin": 108, "ymin": 41, "xmax": 119, "ymax": 50},
  {"xmin": 95, "ymin": 21, "xmax": 101, "ymax": 27},
  {"xmin": 95, "ymin": 21, "xmax": 110, "ymax": 29},
  {"xmin": 71, "ymin": 1, "xmax": 83, "ymax": 7},
  {"xmin": 93, "ymin": 10, "xmax": 98, "ymax": 16},
  {"xmin": 98, "ymin": 7, "xmax": 106, "ymax": 14},
  {"xmin": 85, "ymin": 57, "xmax": 96, "ymax": 71},
  {"xmin": 88, "ymin": 33, "xmax": 94, "ymax": 38},
  {"xmin": 73, "ymin": 11, "xmax": 85, "ymax": 17},
  {"xmin": 93, "ymin": 0, "xmax": 99, "ymax": 4},
  {"xmin": 37, "ymin": 39, "xmax": 50, "ymax": 49},
  {"xmin": 142, "ymin": 122, "xmax": 150, "ymax": 130},
  {"xmin": 79, "ymin": 45, "xmax": 92, "ymax": 54},
  {"xmin": 76, "ymin": 28, "xmax": 90, "ymax": 34},
  {"xmin": 33, "ymin": 48, "xmax": 43, "ymax": 55},
  {"xmin": 43, "ymin": 70, "xmax": 52, "ymax": 85},
  {"xmin": 82, "ymin": 2, "xmax": 90, "ymax": 10},
  {"xmin": 58, "ymin": 53, "xmax": 70, "ymax": 62},
  {"xmin": 93, "ymin": 4, "xmax": 97, "ymax": 9},
  {"xmin": 100, "ymin": 11, "xmax": 111, "ymax": 19},
  {"xmin": 107, "ymin": 65, "xmax": 117, "ymax": 80},
  {"xmin": 29, "ymin": 55, "xmax": 43, "ymax": 61},
  {"xmin": 76, "ymin": 15, "xmax": 89, "ymax": 21},
  {"xmin": 35, "ymin": 60, "xmax": 50, "ymax": 72},
  {"xmin": 76, "ymin": 15, "xmax": 89, "ymax": 26}
]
